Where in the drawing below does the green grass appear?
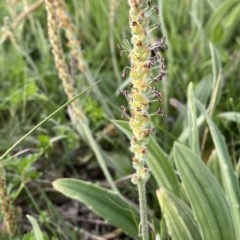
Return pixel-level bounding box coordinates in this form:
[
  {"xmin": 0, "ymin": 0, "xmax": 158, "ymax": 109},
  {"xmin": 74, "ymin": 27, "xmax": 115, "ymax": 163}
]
[{"xmin": 0, "ymin": 0, "xmax": 239, "ymax": 239}]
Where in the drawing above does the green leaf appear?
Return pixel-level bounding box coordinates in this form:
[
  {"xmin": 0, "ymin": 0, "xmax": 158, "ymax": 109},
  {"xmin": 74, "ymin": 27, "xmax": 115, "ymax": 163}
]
[
  {"xmin": 207, "ymin": 149, "xmax": 223, "ymax": 188},
  {"xmin": 208, "ymin": 43, "xmax": 222, "ymax": 113},
  {"xmin": 22, "ymin": 232, "xmax": 37, "ymax": 240},
  {"xmin": 197, "ymin": 101, "xmax": 240, "ymax": 238},
  {"xmin": 187, "ymin": 82, "xmax": 200, "ymax": 155},
  {"xmin": 157, "ymin": 188, "xmax": 202, "ymax": 240},
  {"xmin": 222, "ymin": 2, "xmax": 240, "ymax": 45},
  {"xmin": 178, "ymin": 115, "xmax": 205, "ymax": 144},
  {"xmin": 205, "ymin": 1, "xmax": 239, "ymax": 45},
  {"xmin": 194, "ymin": 76, "xmax": 212, "ymax": 106},
  {"xmin": 112, "ymin": 120, "xmax": 180, "ymax": 196},
  {"xmin": 218, "ymin": 112, "xmax": 240, "ymax": 123},
  {"xmin": 174, "ymin": 142, "xmax": 236, "ymax": 240},
  {"xmin": 26, "ymin": 215, "xmax": 45, "ymax": 240},
  {"xmin": 53, "ymin": 178, "xmax": 140, "ymax": 239}
]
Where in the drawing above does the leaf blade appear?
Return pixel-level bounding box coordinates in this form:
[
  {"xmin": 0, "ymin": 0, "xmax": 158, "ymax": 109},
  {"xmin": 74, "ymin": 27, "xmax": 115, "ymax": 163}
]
[
  {"xmin": 197, "ymin": 101, "xmax": 240, "ymax": 238},
  {"xmin": 174, "ymin": 142, "xmax": 236, "ymax": 240},
  {"xmin": 53, "ymin": 178, "xmax": 140, "ymax": 239},
  {"xmin": 187, "ymin": 82, "xmax": 200, "ymax": 155},
  {"xmin": 157, "ymin": 188, "xmax": 202, "ymax": 240},
  {"xmin": 26, "ymin": 215, "xmax": 44, "ymax": 240}
]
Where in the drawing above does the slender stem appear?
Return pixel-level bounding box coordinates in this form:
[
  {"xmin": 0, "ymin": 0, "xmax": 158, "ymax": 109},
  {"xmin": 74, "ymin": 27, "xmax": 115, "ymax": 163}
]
[{"xmin": 138, "ymin": 178, "xmax": 149, "ymax": 240}]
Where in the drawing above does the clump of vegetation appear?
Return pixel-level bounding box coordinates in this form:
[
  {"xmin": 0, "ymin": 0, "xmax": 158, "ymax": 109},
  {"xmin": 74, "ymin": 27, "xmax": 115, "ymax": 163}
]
[{"xmin": 0, "ymin": 0, "xmax": 239, "ymax": 239}]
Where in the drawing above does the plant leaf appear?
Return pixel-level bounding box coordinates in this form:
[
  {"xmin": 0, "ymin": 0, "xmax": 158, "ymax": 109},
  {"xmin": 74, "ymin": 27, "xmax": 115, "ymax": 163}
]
[
  {"xmin": 157, "ymin": 188, "xmax": 202, "ymax": 240},
  {"xmin": 53, "ymin": 178, "xmax": 140, "ymax": 239},
  {"xmin": 205, "ymin": 1, "xmax": 240, "ymax": 44},
  {"xmin": 26, "ymin": 215, "xmax": 44, "ymax": 240},
  {"xmin": 197, "ymin": 101, "xmax": 240, "ymax": 238},
  {"xmin": 174, "ymin": 142, "xmax": 236, "ymax": 240},
  {"xmin": 218, "ymin": 112, "xmax": 240, "ymax": 123},
  {"xmin": 207, "ymin": 149, "xmax": 223, "ymax": 188},
  {"xmin": 187, "ymin": 82, "xmax": 200, "ymax": 155}
]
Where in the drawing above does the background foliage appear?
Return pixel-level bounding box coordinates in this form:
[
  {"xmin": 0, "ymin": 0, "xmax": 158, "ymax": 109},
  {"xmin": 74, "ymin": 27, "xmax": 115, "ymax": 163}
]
[{"xmin": 0, "ymin": 0, "xmax": 239, "ymax": 239}]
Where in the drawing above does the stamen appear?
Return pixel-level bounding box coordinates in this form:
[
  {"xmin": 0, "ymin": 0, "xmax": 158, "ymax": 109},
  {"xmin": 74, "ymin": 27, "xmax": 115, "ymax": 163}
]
[
  {"xmin": 154, "ymin": 72, "xmax": 166, "ymax": 82},
  {"xmin": 147, "ymin": 23, "xmax": 161, "ymax": 34},
  {"xmin": 156, "ymin": 108, "xmax": 165, "ymax": 116},
  {"xmin": 117, "ymin": 39, "xmax": 132, "ymax": 56},
  {"xmin": 146, "ymin": 6, "xmax": 159, "ymax": 17},
  {"xmin": 148, "ymin": 0, "xmax": 152, "ymax": 7},
  {"xmin": 121, "ymin": 105, "xmax": 130, "ymax": 119},
  {"xmin": 122, "ymin": 66, "xmax": 131, "ymax": 78},
  {"xmin": 150, "ymin": 37, "xmax": 168, "ymax": 52}
]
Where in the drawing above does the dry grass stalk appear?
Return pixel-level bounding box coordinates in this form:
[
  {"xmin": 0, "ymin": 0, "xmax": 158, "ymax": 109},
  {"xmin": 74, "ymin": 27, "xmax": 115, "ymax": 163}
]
[
  {"xmin": 44, "ymin": 0, "xmax": 87, "ymax": 124},
  {"xmin": 0, "ymin": 167, "xmax": 17, "ymax": 236},
  {"xmin": 1, "ymin": 0, "xmax": 44, "ymax": 43},
  {"xmin": 53, "ymin": 0, "xmax": 87, "ymax": 73},
  {"xmin": 51, "ymin": 0, "xmax": 113, "ymax": 118}
]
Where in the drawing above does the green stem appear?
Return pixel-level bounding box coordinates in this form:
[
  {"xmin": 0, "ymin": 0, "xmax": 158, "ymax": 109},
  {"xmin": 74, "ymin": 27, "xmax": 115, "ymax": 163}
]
[{"xmin": 138, "ymin": 178, "xmax": 149, "ymax": 240}]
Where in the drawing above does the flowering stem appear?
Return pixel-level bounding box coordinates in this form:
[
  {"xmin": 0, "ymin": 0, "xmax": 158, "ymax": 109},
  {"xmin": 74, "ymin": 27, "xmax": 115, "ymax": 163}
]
[
  {"xmin": 126, "ymin": 0, "xmax": 167, "ymax": 239},
  {"xmin": 127, "ymin": 0, "xmax": 152, "ymax": 239}
]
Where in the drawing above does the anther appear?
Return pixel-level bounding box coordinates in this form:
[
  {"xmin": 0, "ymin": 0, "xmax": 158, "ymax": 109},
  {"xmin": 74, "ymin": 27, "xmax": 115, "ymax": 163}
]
[
  {"xmin": 142, "ymin": 127, "xmax": 155, "ymax": 137},
  {"xmin": 141, "ymin": 147, "xmax": 147, "ymax": 155},
  {"xmin": 150, "ymin": 37, "xmax": 168, "ymax": 52},
  {"xmin": 136, "ymin": 40, "xmax": 143, "ymax": 47},
  {"xmin": 146, "ymin": 6, "xmax": 159, "ymax": 17},
  {"xmin": 144, "ymin": 59, "xmax": 156, "ymax": 69},
  {"xmin": 156, "ymin": 108, "xmax": 165, "ymax": 116},
  {"xmin": 132, "ymin": 21, "xmax": 137, "ymax": 26},
  {"xmin": 154, "ymin": 90, "xmax": 163, "ymax": 102},
  {"xmin": 132, "ymin": 136, "xmax": 138, "ymax": 142},
  {"xmin": 160, "ymin": 57, "xmax": 167, "ymax": 71},
  {"xmin": 117, "ymin": 44, "xmax": 125, "ymax": 56},
  {"xmin": 154, "ymin": 72, "xmax": 166, "ymax": 82},
  {"xmin": 122, "ymin": 66, "xmax": 131, "ymax": 78},
  {"xmin": 147, "ymin": 23, "xmax": 161, "ymax": 34},
  {"xmin": 132, "ymin": 0, "xmax": 140, "ymax": 8},
  {"xmin": 120, "ymin": 90, "xmax": 130, "ymax": 97},
  {"xmin": 148, "ymin": 0, "xmax": 152, "ymax": 6},
  {"xmin": 117, "ymin": 43, "xmax": 122, "ymax": 50},
  {"xmin": 121, "ymin": 105, "xmax": 130, "ymax": 119},
  {"xmin": 117, "ymin": 40, "xmax": 132, "ymax": 56}
]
